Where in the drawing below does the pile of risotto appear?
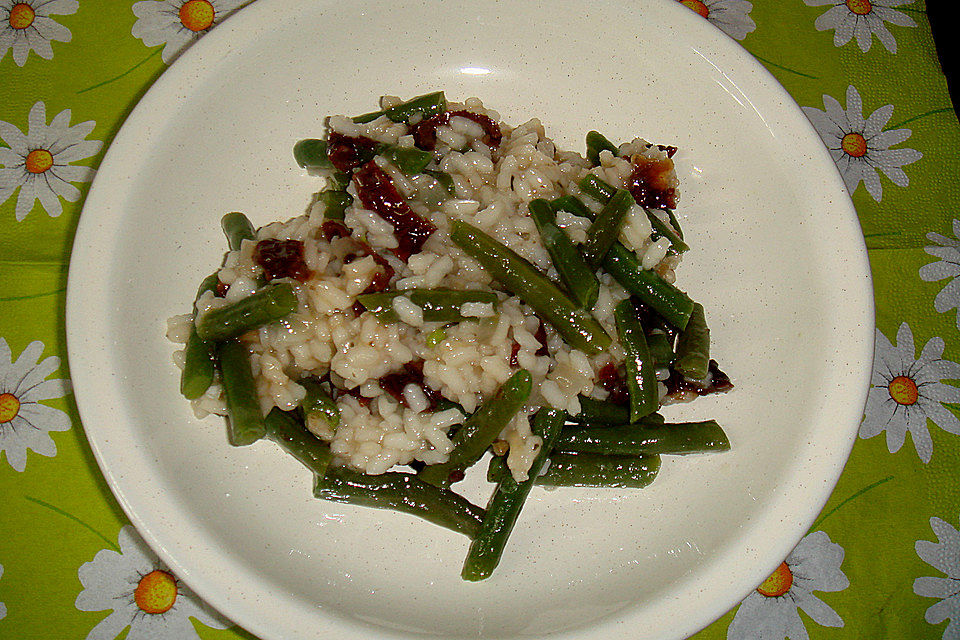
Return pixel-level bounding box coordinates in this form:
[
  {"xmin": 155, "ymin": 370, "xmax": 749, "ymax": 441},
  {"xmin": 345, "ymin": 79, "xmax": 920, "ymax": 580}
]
[{"xmin": 167, "ymin": 92, "xmax": 730, "ymax": 496}]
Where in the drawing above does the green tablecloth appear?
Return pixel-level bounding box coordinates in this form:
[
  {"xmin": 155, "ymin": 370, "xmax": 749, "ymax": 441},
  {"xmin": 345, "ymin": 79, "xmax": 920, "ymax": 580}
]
[{"xmin": 2, "ymin": 0, "xmax": 958, "ymax": 638}]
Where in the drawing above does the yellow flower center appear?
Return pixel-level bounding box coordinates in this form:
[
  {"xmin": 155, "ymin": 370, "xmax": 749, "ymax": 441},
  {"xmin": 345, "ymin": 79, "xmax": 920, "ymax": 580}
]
[
  {"xmin": 25, "ymin": 148, "xmax": 54, "ymax": 174},
  {"xmin": 757, "ymin": 561, "xmax": 794, "ymax": 597},
  {"xmin": 179, "ymin": 0, "xmax": 215, "ymax": 32},
  {"xmin": 134, "ymin": 570, "xmax": 178, "ymax": 614},
  {"xmin": 845, "ymin": 0, "xmax": 873, "ymax": 15},
  {"xmin": 0, "ymin": 393, "xmax": 20, "ymax": 423},
  {"xmin": 841, "ymin": 132, "xmax": 868, "ymax": 158},
  {"xmin": 8, "ymin": 2, "xmax": 35, "ymax": 29},
  {"xmin": 678, "ymin": 0, "xmax": 710, "ymax": 18},
  {"xmin": 888, "ymin": 375, "xmax": 919, "ymax": 406}
]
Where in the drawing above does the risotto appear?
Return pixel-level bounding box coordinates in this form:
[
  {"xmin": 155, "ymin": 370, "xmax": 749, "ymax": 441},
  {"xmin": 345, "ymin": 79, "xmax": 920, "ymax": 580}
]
[{"xmin": 167, "ymin": 92, "xmax": 732, "ymax": 579}]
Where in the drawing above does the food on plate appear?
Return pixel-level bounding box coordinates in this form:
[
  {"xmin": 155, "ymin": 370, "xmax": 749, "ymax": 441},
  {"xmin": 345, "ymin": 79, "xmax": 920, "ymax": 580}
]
[{"xmin": 166, "ymin": 92, "xmax": 733, "ymax": 579}]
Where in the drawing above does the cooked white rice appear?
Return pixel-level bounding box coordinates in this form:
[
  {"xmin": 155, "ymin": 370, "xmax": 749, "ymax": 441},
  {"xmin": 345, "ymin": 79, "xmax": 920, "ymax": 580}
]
[{"xmin": 167, "ymin": 96, "xmax": 685, "ymax": 481}]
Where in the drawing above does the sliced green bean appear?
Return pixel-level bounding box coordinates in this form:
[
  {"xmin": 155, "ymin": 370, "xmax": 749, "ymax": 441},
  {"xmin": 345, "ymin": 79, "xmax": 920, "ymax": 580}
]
[
  {"xmin": 313, "ymin": 466, "xmax": 485, "ymax": 538},
  {"xmin": 666, "ymin": 208, "xmax": 684, "ymax": 240},
  {"xmin": 615, "ymin": 300, "xmax": 659, "ymax": 421},
  {"xmin": 217, "ymin": 339, "xmax": 266, "ymax": 446},
  {"xmin": 586, "ymin": 131, "xmax": 620, "ymax": 166},
  {"xmin": 646, "ymin": 208, "xmax": 689, "ymax": 254},
  {"xmin": 487, "ymin": 451, "xmax": 661, "ymax": 488},
  {"xmin": 418, "ymin": 369, "xmax": 532, "ymax": 487},
  {"xmin": 196, "ymin": 282, "xmax": 299, "ymax": 342},
  {"xmin": 553, "ymin": 420, "xmax": 730, "ymax": 456},
  {"xmin": 582, "ymin": 189, "xmax": 633, "ymax": 267},
  {"xmin": 425, "ymin": 169, "xmax": 455, "ymax": 194},
  {"xmin": 462, "ymin": 408, "xmax": 566, "ymax": 581},
  {"xmin": 293, "ymin": 138, "xmax": 333, "ymax": 170},
  {"xmin": 221, "ymin": 212, "xmax": 257, "ymax": 251},
  {"xmin": 352, "ymin": 91, "xmax": 447, "ymax": 124},
  {"xmin": 674, "ymin": 302, "xmax": 710, "ymax": 379},
  {"xmin": 450, "ymin": 220, "xmax": 612, "ymax": 355},
  {"xmin": 299, "ymin": 379, "xmax": 340, "ymax": 431},
  {"xmin": 180, "ymin": 273, "xmax": 219, "ymax": 400},
  {"xmin": 550, "ymin": 194, "xmax": 594, "ymax": 220},
  {"xmin": 646, "ymin": 331, "xmax": 676, "ymax": 367},
  {"xmin": 264, "ymin": 408, "xmax": 332, "ymax": 477},
  {"xmin": 316, "ymin": 190, "xmax": 351, "ymax": 220},
  {"xmin": 379, "ymin": 144, "xmax": 432, "ymax": 175},
  {"xmin": 529, "ymin": 199, "xmax": 599, "ymax": 309},
  {"xmin": 573, "ymin": 395, "xmax": 630, "ymax": 425},
  {"xmin": 578, "ymin": 174, "xmax": 618, "ymax": 203},
  {"xmin": 602, "ymin": 243, "xmax": 694, "ymax": 330},
  {"xmin": 357, "ymin": 288, "xmax": 499, "ymax": 324}
]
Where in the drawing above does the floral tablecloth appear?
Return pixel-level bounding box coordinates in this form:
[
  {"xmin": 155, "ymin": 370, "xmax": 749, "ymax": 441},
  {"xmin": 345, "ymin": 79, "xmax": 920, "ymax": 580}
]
[{"xmin": 2, "ymin": 0, "xmax": 959, "ymax": 638}]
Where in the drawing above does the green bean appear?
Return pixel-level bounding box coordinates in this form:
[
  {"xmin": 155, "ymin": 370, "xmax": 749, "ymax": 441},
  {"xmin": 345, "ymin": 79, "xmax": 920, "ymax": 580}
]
[
  {"xmin": 615, "ymin": 300, "xmax": 659, "ymax": 421},
  {"xmin": 602, "ymin": 243, "xmax": 694, "ymax": 330},
  {"xmin": 425, "ymin": 169, "xmax": 455, "ymax": 194},
  {"xmin": 217, "ymin": 339, "xmax": 266, "ymax": 446},
  {"xmin": 666, "ymin": 209, "xmax": 684, "ymax": 240},
  {"xmin": 487, "ymin": 451, "xmax": 661, "ymax": 489},
  {"xmin": 180, "ymin": 273, "xmax": 219, "ymax": 400},
  {"xmin": 586, "ymin": 131, "xmax": 620, "ymax": 166},
  {"xmin": 378, "ymin": 144, "xmax": 433, "ymax": 176},
  {"xmin": 578, "ymin": 175, "xmax": 688, "ymax": 254},
  {"xmin": 293, "ymin": 138, "xmax": 333, "ymax": 170},
  {"xmin": 450, "ymin": 220, "xmax": 612, "ymax": 355},
  {"xmin": 553, "ymin": 420, "xmax": 730, "ymax": 456},
  {"xmin": 357, "ymin": 288, "xmax": 499, "ymax": 323},
  {"xmin": 316, "ymin": 190, "xmax": 351, "ymax": 220},
  {"xmin": 418, "ymin": 369, "xmax": 532, "ymax": 487},
  {"xmin": 538, "ymin": 452, "xmax": 661, "ymax": 488},
  {"xmin": 646, "ymin": 331, "xmax": 676, "ymax": 367},
  {"xmin": 264, "ymin": 408, "xmax": 332, "ymax": 477},
  {"xmin": 313, "ymin": 466, "xmax": 485, "ymax": 538},
  {"xmin": 195, "ymin": 282, "xmax": 299, "ymax": 342},
  {"xmin": 462, "ymin": 408, "xmax": 566, "ymax": 581},
  {"xmin": 221, "ymin": 212, "xmax": 257, "ymax": 251},
  {"xmin": 572, "ymin": 395, "xmax": 630, "ymax": 425},
  {"xmin": 578, "ymin": 174, "xmax": 618, "ymax": 202},
  {"xmin": 299, "ymin": 379, "xmax": 340, "ymax": 431},
  {"xmin": 674, "ymin": 302, "xmax": 710, "ymax": 379},
  {"xmin": 352, "ymin": 91, "xmax": 447, "ymax": 124},
  {"xmin": 646, "ymin": 208, "xmax": 689, "ymax": 254},
  {"xmin": 582, "ymin": 189, "xmax": 634, "ymax": 267},
  {"xmin": 529, "ymin": 199, "xmax": 599, "ymax": 309},
  {"xmin": 550, "ymin": 195, "xmax": 594, "ymax": 220}
]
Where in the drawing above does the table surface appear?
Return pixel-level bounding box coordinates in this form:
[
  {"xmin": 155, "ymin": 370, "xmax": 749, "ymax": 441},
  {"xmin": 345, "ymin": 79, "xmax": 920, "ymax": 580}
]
[{"xmin": 2, "ymin": 1, "xmax": 960, "ymax": 639}]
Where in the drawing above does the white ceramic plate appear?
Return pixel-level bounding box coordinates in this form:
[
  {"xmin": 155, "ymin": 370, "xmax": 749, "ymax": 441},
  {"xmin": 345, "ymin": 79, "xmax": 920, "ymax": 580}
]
[{"xmin": 66, "ymin": 0, "xmax": 873, "ymax": 638}]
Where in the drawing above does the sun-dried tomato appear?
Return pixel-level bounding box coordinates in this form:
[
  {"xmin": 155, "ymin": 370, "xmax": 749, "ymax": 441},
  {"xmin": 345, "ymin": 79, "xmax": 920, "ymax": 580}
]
[
  {"xmin": 626, "ymin": 155, "xmax": 678, "ymax": 210},
  {"xmin": 253, "ymin": 239, "xmax": 312, "ymax": 282},
  {"xmin": 326, "ymin": 131, "xmax": 380, "ymax": 172},
  {"xmin": 664, "ymin": 360, "xmax": 734, "ymax": 397},
  {"xmin": 353, "ymin": 161, "xmax": 436, "ymax": 261},
  {"xmin": 378, "ymin": 360, "xmax": 443, "ymax": 409},
  {"xmin": 411, "ymin": 110, "xmax": 502, "ymax": 150},
  {"xmin": 598, "ymin": 363, "xmax": 630, "ymax": 406}
]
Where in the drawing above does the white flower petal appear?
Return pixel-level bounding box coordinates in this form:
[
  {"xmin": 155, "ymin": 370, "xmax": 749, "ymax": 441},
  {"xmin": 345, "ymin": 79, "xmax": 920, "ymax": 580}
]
[
  {"xmin": 793, "ymin": 590, "xmax": 844, "ymax": 627},
  {"xmin": 914, "ymin": 576, "xmax": 960, "ymax": 599}
]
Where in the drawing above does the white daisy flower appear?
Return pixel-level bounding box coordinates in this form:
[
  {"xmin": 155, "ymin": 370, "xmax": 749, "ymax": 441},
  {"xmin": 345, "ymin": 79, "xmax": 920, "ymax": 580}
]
[
  {"xmin": 0, "ymin": 337, "xmax": 71, "ymax": 472},
  {"xmin": 0, "ymin": 100, "xmax": 101, "ymax": 221},
  {"xmin": 920, "ymin": 220, "xmax": 960, "ymax": 332},
  {"xmin": 0, "ymin": 0, "xmax": 76, "ymax": 66},
  {"xmin": 76, "ymin": 525, "xmax": 232, "ymax": 639},
  {"xmin": 677, "ymin": 0, "xmax": 756, "ymax": 41},
  {"xmin": 728, "ymin": 531, "xmax": 849, "ymax": 639},
  {"xmin": 860, "ymin": 323, "xmax": 960, "ymax": 463},
  {"xmin": 916, "ymin": 514, "xmax": 960, "ymax": 639},
  {"xmin": 802, "ymin": 85, "xmax": 922, "ymax": 202},
  {"xmin": 131, "ymin": 0, "xmax": 249, "ymax": 64},
  {"xmin": 0, "ymin": 562, "xmax": 6, "ymax": 620},
  {"xmin": 804, "ymin": 0, "xmax": 916, "ymax": 54}
]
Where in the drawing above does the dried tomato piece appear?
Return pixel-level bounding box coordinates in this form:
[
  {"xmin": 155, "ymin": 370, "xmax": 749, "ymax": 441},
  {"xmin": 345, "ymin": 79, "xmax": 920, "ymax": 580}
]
[
  {"xmin": 321, "ymin": 220, "xmax": 351, "ymax": 241},
  {"xmin": 214, "ymin": 280, "xmax": 229, "ymax": 297},
  {"xmin": 378, "ymin": 360, "xmax": 444, "ymax": 409},
  {"xmin": 353, "ymin": 161, "xmax": 436, "ymax": 261},
  {"xmin": 626, "ymin": 155, "xmax": 678, "ymax": 210},
  {"xmin": 533, "ymin": 320, "xmax": 549, "ymax": 356},
  {"xmin": 509, "ymin": 341, "xmax": 521, "ymax": 367},
  {"xmin": 664, "ymin": 360, "xmax": 734, "ymax": 397},
  {"xmin": 253, "ymin": 239, "xmax": 312, "ymax": 282},
  {"xmin": 598, "ymin": 362, "xmax": 630, "ymax": 406},
  {"xmin": 411, "ymin": 110, "xmax": 502, "ymax": 150},
  {"xmin": 326, "ymin": 131, "xmax": 380, "ymax": 172}
]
